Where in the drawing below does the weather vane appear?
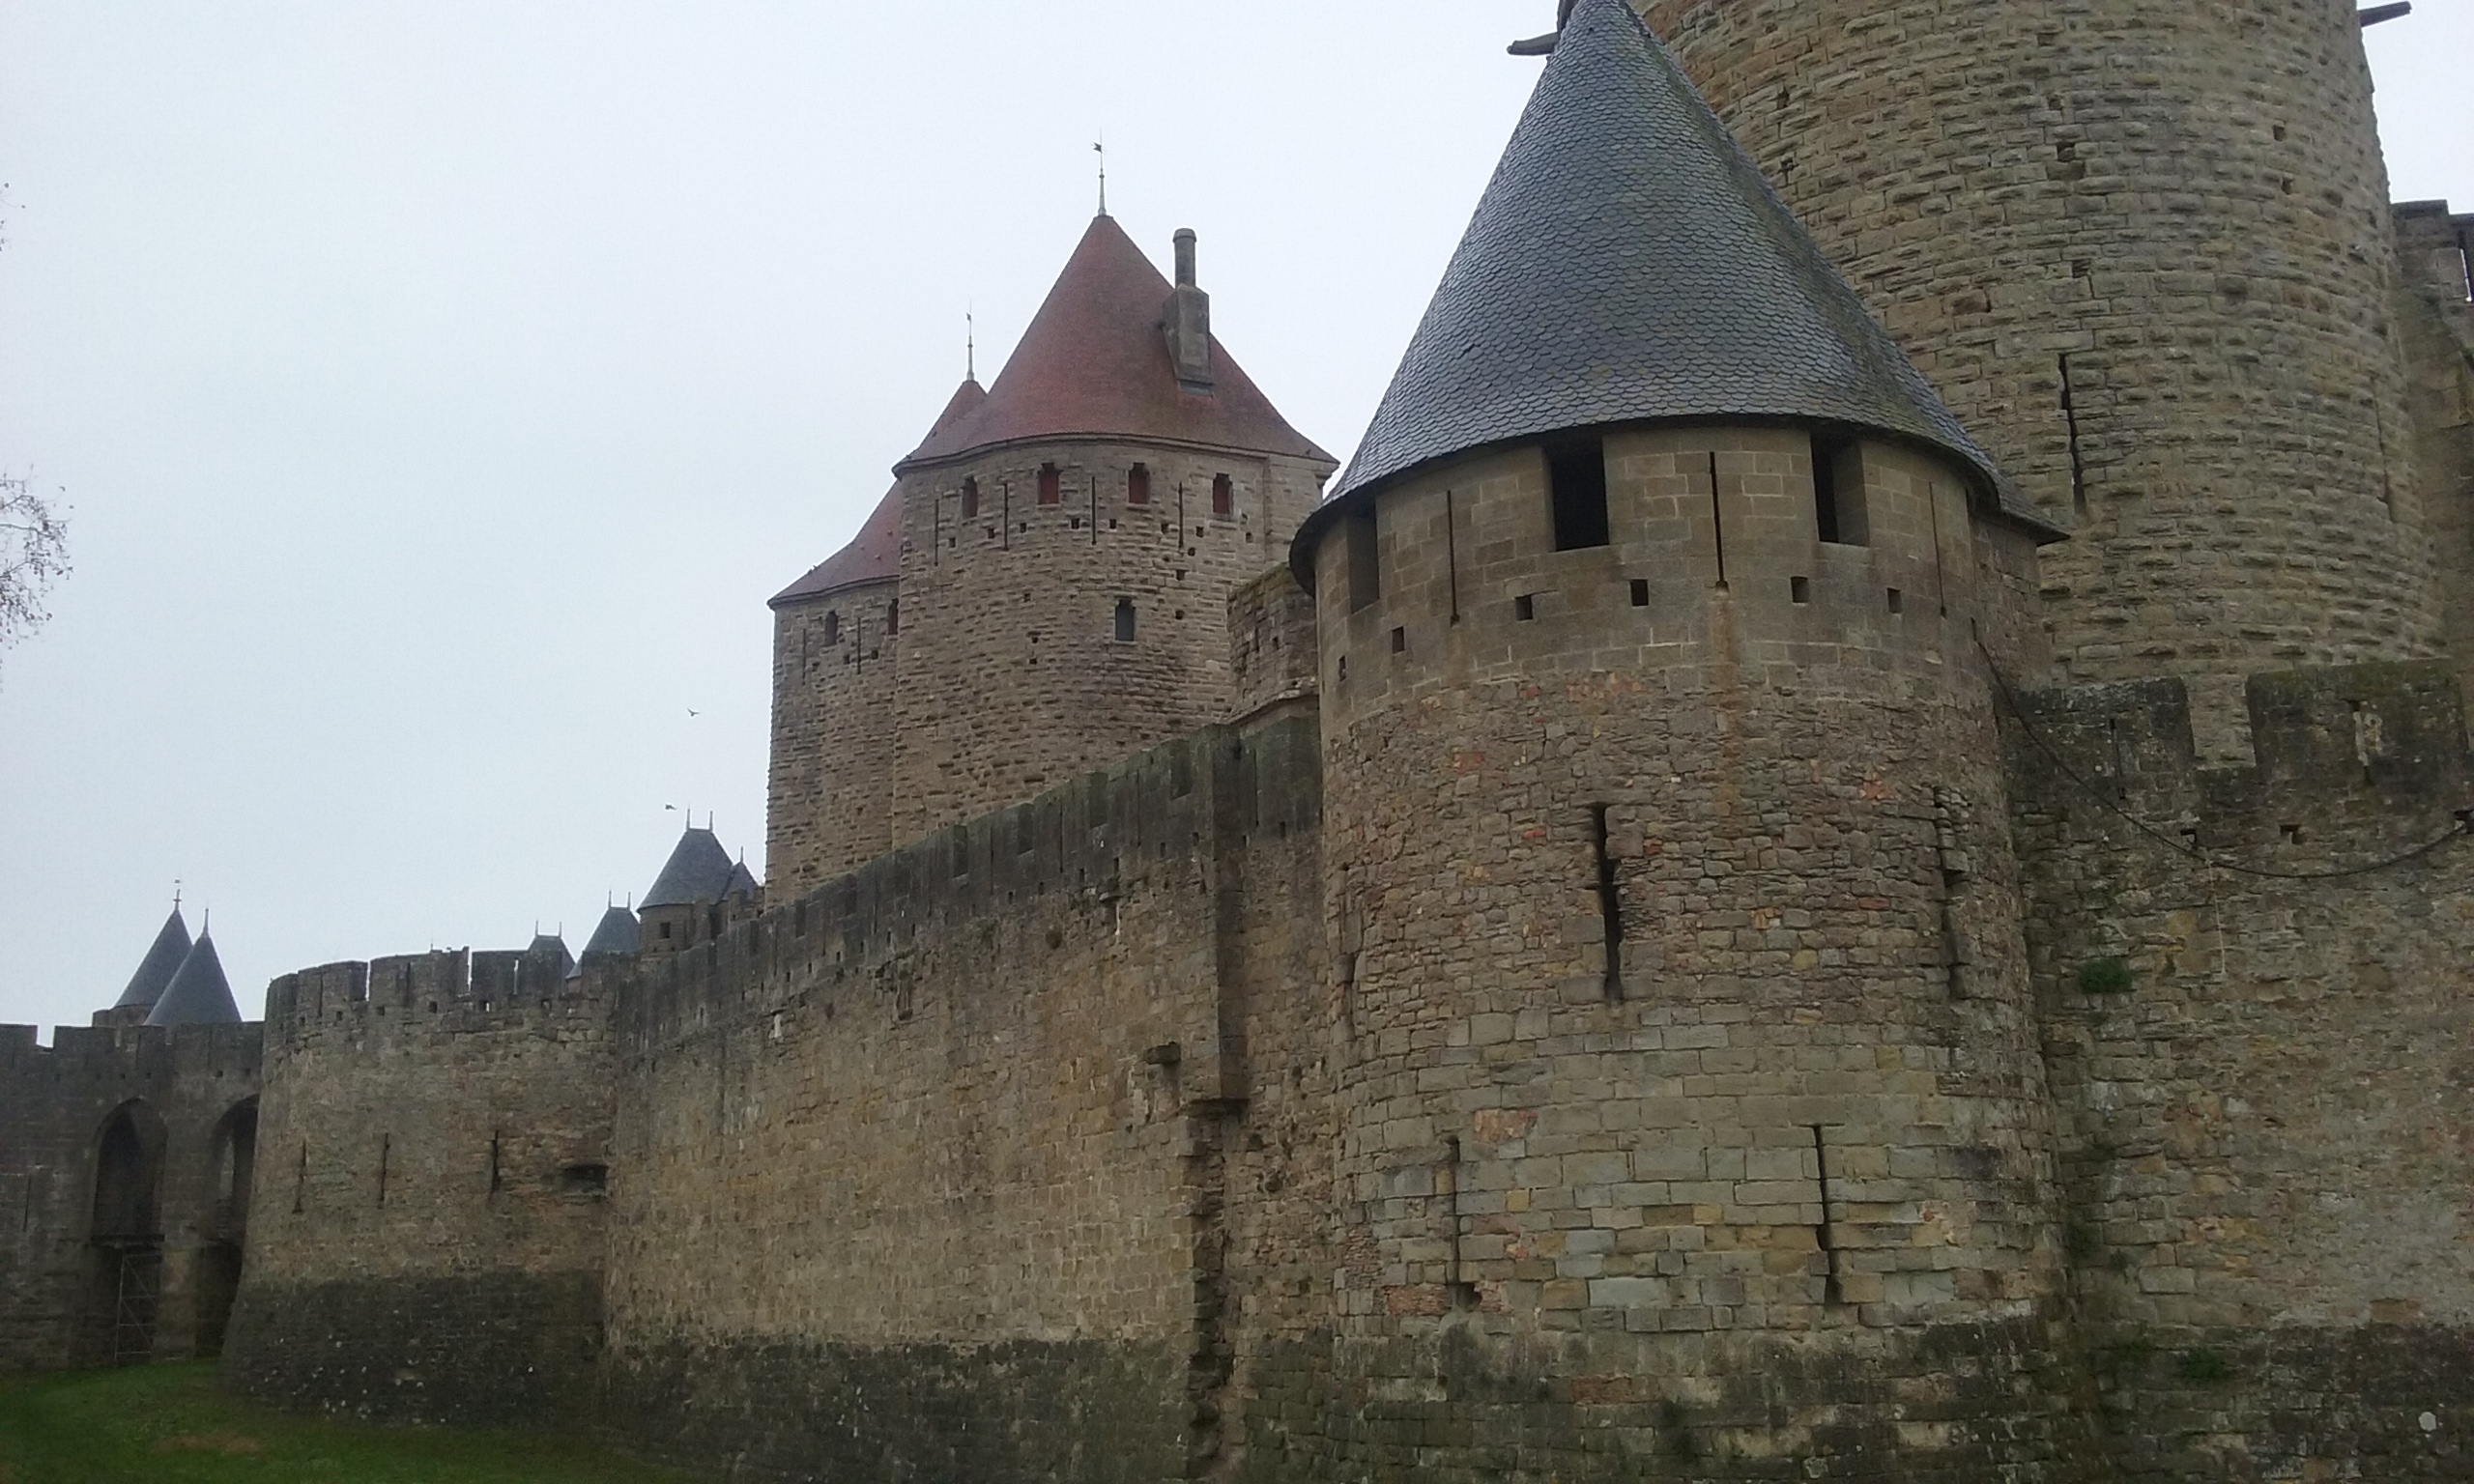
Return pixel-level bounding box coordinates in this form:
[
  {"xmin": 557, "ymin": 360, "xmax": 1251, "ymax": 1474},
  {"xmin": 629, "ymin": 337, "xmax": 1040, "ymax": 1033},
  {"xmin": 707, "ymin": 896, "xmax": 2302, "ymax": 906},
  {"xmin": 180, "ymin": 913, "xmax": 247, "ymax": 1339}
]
[
  {"xmin": 1510, "ymin": 0, "xmax": 1577, "ymax": 54},
  {"xmin": 1094, "ymin": 133, "xmax": 1108, "ymax": 214}
]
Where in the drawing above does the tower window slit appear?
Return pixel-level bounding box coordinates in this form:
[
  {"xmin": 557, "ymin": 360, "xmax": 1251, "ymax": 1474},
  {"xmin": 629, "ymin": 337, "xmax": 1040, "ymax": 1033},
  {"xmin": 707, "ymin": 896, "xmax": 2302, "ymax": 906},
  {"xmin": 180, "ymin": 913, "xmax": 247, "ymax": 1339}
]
[
  {"xmin": 1590, "ymin": 805, "xmax": 1623, "ymax": 1001},
  {"xmin": 1114, "ymin": 598, "xmax": 1136, "ymax": 642},
  {"xmin": 1211, "ymin": 473, "xmax": 1233, "ymax": 517},
  {"xmin": 962, "ymin": 477, "xmax": 980, "ymax": 518},
  {"xmin": 1812, "ymin": 435, "xmax": 1867, "ymax": 545},
  {"xmin": 1038, "ymin": 464, "xmax": 1061, "ymax": 505},
  {"xmin": 1345, "ymin": 509, "xmax": 1380, "ymax": 614},
  {"xmin": 1128, "ymin": 463, "xmax": 1150, "ymax": 505},
  {"xmin": 1548, "ymin": 438, "xmax": 1610, "ymax": 551}
]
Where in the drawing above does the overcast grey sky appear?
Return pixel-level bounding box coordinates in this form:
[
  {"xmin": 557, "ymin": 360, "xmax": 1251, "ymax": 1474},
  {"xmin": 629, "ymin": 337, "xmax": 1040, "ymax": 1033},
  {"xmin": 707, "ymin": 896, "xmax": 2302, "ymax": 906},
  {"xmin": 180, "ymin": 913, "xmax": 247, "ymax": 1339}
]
[{"xmin": 3, "ymin": 1, "xmax": 2469, "ymax": 1038}]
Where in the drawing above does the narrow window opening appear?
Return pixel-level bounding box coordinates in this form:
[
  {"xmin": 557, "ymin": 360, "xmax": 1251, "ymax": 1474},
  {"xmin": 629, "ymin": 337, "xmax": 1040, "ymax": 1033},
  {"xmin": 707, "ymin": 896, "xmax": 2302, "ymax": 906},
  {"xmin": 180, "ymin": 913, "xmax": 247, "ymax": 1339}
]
[
  {"xmin": 489, "ymin": 1131, "xmax": 503, "ymax": 1193},
  {"xmin": 1548, "ymin": 438, "xmax": 1610, "ymax": 550},
  {"xmin": 822, "ymin": 611, "xmax": 840, "ymax": 644},
  {"xmin": 1590, "ymin": 805, "xmax": 1623, "ymax": 1001},
  {"xmin": 1114, "ymin": 598, "xmax": 1136, "ymax": 642},
  {"xmin": 1038, "ymin": 463, "xmax": 1061, "ymax": 505},
  {"xmin": 1707, "ymin": 450, "xmax": 1729, "ymax": 588},
  {"xmin": 559, "ymin": 1163, "xmax": 608, "ymax": 1197},
  {"xmin": 1514, "ymin": 593, "xmax": 1536, "ymax": 621},
  {"xmin": 1629, "ymin": 579, "xmax": 1650, "ymax": 608},
  {"xmin": 1128, "ymin": 464, "xmax": 1150, "ymax": 505},
  {"xmin": 1444, "ymin": 1136, "xmax": 1477, "ymax": 1310},
  {"xmin": 1887, "ymin": 587, "xmax": 1905, "ymax": 614},
  {"xmin": 2058, "ymin": 355, "xmax": 2089, "ymax": 515},
  {"xmin": 376, "ymin": 1134, "xmax": 389, "ymax": 1208},
  {"xmin": 659, "ymin": 921, "xmax": 674, "ymax": 940},
  {"xmin": 1211, "ymin": 473, "xmax": 1233, "ymax": 517},
  {"xmin": 1791, "ymin": 576, "xmax": 1811, "ymax": 604},
  {"xmin": 1812, "ymin": 435, "xmax": 1868, "ymax": 545},
  {"xmin": 962, "ymin": 476, "xmax": 980, "ymax": 518},
  {"xmin": 292, "ymin": 1143, "xmax": 306, "ymax": 1216},
  {"xmin": 1812, "ymin": 1127, "xmax": 1843, "ymax": 1305},
  {"xmin": 1345, "ymin": 509, "xmax": 1380, "ymax": 614},
  {"xmin": 886, "ymin": 599, "xmax": 899, "ymax": 636},
  {"xmin": 1389, "ymin": 626, "xmax": 1406, "ymax": 654}
]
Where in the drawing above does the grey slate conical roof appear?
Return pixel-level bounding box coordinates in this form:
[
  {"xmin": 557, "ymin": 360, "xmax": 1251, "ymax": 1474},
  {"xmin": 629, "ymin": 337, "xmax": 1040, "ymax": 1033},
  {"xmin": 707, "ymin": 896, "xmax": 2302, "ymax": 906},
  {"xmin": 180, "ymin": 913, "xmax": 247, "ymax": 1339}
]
[
  {"xmin": 1295, "ymin": 0, "xmax": 2057, "ymax": 581},
  {"xmin": 113, "ymin": 907, "xmax": 193, "ymax": 1012},
  {"xmin": 145, "ymin": 936, "xmax": 242, "ymax": 1027},
  {"xmin": 527, "ymin": 933, "xmax": 575, "ymax": 978},
  {"xmin": 580, "ymin": 905, "xmax": 641, "ymax": 959},
  {"xmin": 643, "ymin": 827, "xmax": 756, "ymax": 909}
]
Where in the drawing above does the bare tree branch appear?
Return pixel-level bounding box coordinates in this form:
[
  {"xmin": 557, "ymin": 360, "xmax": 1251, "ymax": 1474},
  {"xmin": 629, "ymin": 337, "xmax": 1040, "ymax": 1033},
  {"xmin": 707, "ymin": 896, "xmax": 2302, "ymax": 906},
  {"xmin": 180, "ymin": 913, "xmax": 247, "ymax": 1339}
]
[{"xmin": 0, "ymin": 471, "xmax": 72, "ymax": 667}]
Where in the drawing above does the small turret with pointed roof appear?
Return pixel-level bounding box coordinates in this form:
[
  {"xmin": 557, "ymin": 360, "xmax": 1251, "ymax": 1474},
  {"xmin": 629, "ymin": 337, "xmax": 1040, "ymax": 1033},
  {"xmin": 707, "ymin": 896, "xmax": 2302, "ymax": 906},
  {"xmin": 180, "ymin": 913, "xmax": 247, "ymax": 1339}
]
[
  {"xmin": 146, "ymin": 932, "xmax": 243, "ymax": 1028},
  {"xmin": 640, "ymin": 823, "xmax": 760, "ymax": 956},
  {"xmin": 98, "ymin": 904, "xmax": 192, "ymax": 1027},
  {"xmin": 578, "ymin": 904, "xmax": 641, "ymax": 962}
]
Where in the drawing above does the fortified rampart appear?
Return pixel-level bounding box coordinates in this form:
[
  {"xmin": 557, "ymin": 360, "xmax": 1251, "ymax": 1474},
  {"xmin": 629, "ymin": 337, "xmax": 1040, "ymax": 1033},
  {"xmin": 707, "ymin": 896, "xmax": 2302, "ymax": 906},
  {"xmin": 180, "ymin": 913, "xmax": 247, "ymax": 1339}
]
[
  {"xmin": 2007, "ymin": 659, "xmax": 2474, "ymax": 1480},
  {"xmin": 219, "ymin": 941, "xmax": 612, "ymax": 1425},
  {"xmin": 597, "ymin": 715, "xmax": 1330, "ymax": 1480},
  {"xmin": 0, "ymin": 1022, "xmax": 262, "ymax": 1370},
  {"xmin": 37, "ymin": 2, "xmax": 2463, "ymax": 1479}
]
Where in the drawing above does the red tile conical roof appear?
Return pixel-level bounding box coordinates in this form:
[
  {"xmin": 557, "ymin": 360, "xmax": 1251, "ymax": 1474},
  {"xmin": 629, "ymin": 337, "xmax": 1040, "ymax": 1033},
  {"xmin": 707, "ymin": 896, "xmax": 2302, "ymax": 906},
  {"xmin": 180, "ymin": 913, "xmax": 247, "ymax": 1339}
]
[
  {"xmin": 770, "ymin": 379, "xmax": 986, "ymax": 608},
  {"xmin": 899, "ymin": 215, "xmax": 1330, "ymax": 470}
]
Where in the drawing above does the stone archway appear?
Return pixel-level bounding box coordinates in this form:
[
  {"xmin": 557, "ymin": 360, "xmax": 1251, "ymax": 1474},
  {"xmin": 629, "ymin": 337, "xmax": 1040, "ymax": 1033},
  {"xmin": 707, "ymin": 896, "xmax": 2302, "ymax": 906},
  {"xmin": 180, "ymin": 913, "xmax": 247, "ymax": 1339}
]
[
  {"xmin": 195, "ymin": 1099, "xmax": 258, "ymax": 1356},
  {"xmin": 89, "ymin": 1100, "xmax": 166, "ymax": 1364}
]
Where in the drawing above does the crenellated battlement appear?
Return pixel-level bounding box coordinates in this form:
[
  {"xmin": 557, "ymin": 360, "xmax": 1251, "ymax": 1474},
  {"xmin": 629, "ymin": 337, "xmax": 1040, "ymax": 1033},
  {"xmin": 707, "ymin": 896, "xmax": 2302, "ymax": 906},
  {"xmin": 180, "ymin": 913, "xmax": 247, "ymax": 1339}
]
[
  {"xmin": 2004, "ymin": 660, "xmax": 2473, "ymax": 864},
  {"xmin": 618, "ymin": 713, "xmax": 1320, "ymax": 1060},
  {"xmin": 264, "ymin": 942, "xmax": 599, "ymax": 1052},
  {"xmin": 0, "ymin": 1018, "xmax": 262, "ymax": 1081}
]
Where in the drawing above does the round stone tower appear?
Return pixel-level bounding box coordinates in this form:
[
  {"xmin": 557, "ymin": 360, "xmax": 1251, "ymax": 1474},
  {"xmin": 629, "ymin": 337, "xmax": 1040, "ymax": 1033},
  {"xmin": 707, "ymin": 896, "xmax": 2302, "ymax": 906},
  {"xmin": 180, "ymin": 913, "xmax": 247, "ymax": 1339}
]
[
  {"xmin": 886, "ymin": 215, "xmax": 1335, "ymax": 843},
  {"xmin": 1638, "ymin": 0, "xmax": 2441, "ymax": 757},
  {"xmin": 767, "ymin": 379, "xmax": 981, "ymax": 898},
  {"xmin": 1293, "ymin": 0, "xmax": 2094, "ymax": 1470}
]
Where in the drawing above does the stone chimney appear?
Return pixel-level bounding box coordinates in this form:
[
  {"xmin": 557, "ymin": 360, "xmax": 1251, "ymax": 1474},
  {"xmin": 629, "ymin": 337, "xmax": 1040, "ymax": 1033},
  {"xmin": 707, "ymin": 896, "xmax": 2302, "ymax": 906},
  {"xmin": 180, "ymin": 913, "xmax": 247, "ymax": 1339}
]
[{"xmin": 1165, "ymin": 228, "xmax": 1215, "ymax": 394}]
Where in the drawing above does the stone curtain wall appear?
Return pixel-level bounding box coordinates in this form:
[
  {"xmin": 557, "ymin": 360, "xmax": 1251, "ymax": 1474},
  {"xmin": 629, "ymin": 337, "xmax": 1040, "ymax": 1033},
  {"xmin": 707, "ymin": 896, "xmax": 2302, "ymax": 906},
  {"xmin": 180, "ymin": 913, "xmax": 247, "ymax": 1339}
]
[
  {"xmin": 2008, "ymin": 662, "xmax": 2474, "ymax": 1480},
  {"xmin": 889, "ymin": 441, "xmax": 1325, "ymax": 846},
  {"xmin": 767, "ymin": 575, "xmax": 901, "ymax": 897},
  {"xmin": 1300, "ymin": 428, "xmax": 2102, "ymax": 1479},
  {"xmin": 1643, "ymin": 0, "xmax": 2443, "ymax": 760},
  {"xmin": 220, "ymin": 945, "xmax": 612, "ymax": 1424},
  {"xmin": 600, "ymin": 718, "xmax": 1326, "ymax": 1482},
  {"xmin": 0, "ymin": 1023, "xmax": 262, "ymax": 1370},
  {"xmin": 1226, "ymin": 565, "xmax": 1319, "ymax": 728}
]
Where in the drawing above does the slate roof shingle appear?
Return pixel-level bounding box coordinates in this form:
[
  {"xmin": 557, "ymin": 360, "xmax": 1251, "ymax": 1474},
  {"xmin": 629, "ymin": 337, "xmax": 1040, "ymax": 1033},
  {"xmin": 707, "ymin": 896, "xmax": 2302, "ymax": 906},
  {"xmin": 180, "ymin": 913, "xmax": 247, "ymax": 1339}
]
[
  {"xmin": 145, "ymin": 936, "xmax": 243, "ymax": 1027},
  {"xmin": 1295, "ymin": 0, "xmax": 2057, "ymax": 585},
  {"xmin": 113, "ymin": 907, "xmax": 193, "ymax": 1013}
]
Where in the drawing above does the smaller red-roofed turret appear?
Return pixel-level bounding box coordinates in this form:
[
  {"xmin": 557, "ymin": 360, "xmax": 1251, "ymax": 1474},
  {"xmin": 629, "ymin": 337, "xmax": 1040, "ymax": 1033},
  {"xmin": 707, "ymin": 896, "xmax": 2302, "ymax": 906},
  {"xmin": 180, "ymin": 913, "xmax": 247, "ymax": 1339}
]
[{"xmin": 765, "ymin": 214, "xmax": 1332, "ymax": 896}]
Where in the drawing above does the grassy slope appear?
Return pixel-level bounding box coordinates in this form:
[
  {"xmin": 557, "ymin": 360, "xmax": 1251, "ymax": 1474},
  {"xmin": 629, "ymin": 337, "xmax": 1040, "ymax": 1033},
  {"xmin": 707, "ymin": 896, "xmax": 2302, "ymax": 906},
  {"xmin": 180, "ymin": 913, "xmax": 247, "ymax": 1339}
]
[{"xmin": 0, "ymin": 1364, "xmax": 691, "ymax": 1484}]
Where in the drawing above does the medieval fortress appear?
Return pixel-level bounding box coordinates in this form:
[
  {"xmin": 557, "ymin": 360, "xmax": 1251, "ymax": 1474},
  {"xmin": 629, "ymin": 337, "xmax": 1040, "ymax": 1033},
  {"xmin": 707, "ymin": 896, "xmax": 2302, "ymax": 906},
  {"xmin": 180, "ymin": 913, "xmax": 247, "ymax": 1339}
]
[{"xmin": 6, "ymin": 1, "xmax": 2472, "ymax": 1478}]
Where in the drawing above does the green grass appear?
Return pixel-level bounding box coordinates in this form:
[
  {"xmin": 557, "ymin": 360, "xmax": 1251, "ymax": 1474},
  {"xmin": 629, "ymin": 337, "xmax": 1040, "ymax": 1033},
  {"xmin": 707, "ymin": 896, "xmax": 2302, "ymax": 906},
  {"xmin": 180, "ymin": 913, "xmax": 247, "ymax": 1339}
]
[{"xmin": 0, "ymin": 1363, "xmax": 691, "ymax": 1484}]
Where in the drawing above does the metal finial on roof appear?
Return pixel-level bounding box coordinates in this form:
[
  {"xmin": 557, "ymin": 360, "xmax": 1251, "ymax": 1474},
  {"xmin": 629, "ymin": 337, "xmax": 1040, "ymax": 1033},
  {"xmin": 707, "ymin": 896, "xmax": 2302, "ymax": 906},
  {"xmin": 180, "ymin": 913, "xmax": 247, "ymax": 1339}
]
[
  {"xmin": 966, "ymin": 306, "xmax": 975, "ymax": 382},
  {"xmin": 1094, "ymin": 134, "xmax": 1107, "ymax": 215}
]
